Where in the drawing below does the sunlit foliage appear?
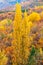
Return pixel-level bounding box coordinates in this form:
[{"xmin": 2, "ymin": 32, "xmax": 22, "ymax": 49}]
[
  {"xmin": 0, "ymin": 50, "xmax": 8, "ymax": 65},
  {"xmin": 0, "ymin": 3, "xmax": 43, "ymax": 65}
]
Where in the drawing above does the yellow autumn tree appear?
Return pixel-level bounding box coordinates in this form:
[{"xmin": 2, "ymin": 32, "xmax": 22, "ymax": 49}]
[
  {"xmin": 12, "ymin": 3, "xmax": 33, "ymax": 65},
  {"xmin": 12, "ymin": 3, "xmax": 22, "ymax": 65},
  {"xmin": 28, "ymin": 12, "xmax": 41, "ymax": 22},
  {"xmin": 20, "ymin": 10, "xmax": 33, "ymax": 64}
]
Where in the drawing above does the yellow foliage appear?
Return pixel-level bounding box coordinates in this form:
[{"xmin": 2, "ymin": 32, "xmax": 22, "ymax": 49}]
[
  {"xmin": 0, "ymin": 19, "xmax": 8, "ymax": 25},
  {"xmin": 0, "ymin": 50, "xmax": 8, "ymax": 65},
  {"xmin": 0, "ymin": 19, "xmax": 12, "ymax": 26},
  {"xmin": 0, "ymin": 25, "xmax": 5, "ymax": 31},
  {"xmin": 28, "ymin": 12, "xmax": 41, "ymax": 22},
  {"xmin": 0, "ymin": 3, "xmax": 43, "ymax": 65},
  {"xmin": 40, "ymin": 48, "xmax": 42, "ymax": 55},
  {"xmin": 40, "ymin": 11, "xmax": 43, "ymax": 20},
  {"xmin": 12, "ymin": 5, "xmax": 33, "ymax": 64},
  {"xmin": 14, "ymin": 3, "xmax": 22, "ymax": 22}
]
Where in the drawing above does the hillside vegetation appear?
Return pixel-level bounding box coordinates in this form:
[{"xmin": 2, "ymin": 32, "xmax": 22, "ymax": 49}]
[{"xmin": 0, "ymin": 3, "xmax": 43, "ymax": 65}]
